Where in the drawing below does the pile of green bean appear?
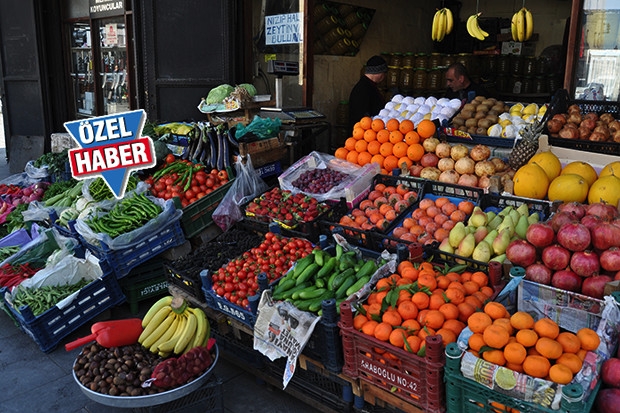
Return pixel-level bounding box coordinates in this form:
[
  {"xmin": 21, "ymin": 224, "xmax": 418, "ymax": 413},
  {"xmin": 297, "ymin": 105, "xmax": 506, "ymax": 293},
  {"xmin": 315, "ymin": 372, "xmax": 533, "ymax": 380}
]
[{"xmin": 12, "ymin": 278, "xmax": 91, "ymax": 316}]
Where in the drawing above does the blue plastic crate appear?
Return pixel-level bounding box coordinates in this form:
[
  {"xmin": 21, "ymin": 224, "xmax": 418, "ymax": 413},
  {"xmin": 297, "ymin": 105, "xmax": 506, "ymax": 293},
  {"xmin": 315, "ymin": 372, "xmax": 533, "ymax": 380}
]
[
  {"xmin": 202, "ymin": 283, "xmax": 258, "ymax": 328},
  {"xmin": 80, "ymin": 219, "xmax": 186, "ymax": 279},
  {"xmin": 479, "ymin": 192, "xmax": 554, "ymax": 222},
  {"xmin": 0, "ymin": 266, "xmax": 126, "ymax": 353},
  {"xmin": 255, "ymin": 161, "xmax": 282, "ymax": 178}
]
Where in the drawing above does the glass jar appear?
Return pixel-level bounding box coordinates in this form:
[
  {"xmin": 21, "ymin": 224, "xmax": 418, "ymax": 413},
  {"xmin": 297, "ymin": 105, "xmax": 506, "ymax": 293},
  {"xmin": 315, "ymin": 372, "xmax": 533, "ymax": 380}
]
[
  {"xmin": 329, "ymin": 38, "xmax": 351, "ymax": 55},
  {"xmin": 429, "ymin": 53, "xmax": 442, "ymax": 69},
  {"xmin": 399, "ymin": 66, "xmax": 414, "ymax": 91},
  {"xmin": 413, "ymin": 68, "xmax": 428, "ymax": 90},
  {"xmin": 523, "ymin": 56, "xmax": 537, "ymax": 76},
  {"xmin": 511, "ymin": 75, "xmax": 522, "ymax": 94},
  {"xmin": 323, "ymin": 26, "xmax": 345, "ymax": 47},
  {"xmin": 313, "ymin": 3, "xmax": 332, "ymax": 22},
  {"xmin": 315, "ymin": 15, "xmax": 339, "ymax": 35},
  {"xmin": 481, "ymin": 55, "xmax": 497, "ymax": 76},
  {"xmin": 534, "ymin": 76, "xmax": 547, "ymax": 94},
  {"xmin": 389, "ymin": 53, "xmax": 402, "ymax": 68},
  {"xmin": 548, "ymin": 74, "xmax": 561, "ymax": 94},
  {"xmin": 343, "ymin": 11, "xmax": 363, "ymax": 29},
  {"xmin": 402, "ymin": 52, "xmax": 415, "ymax": 68},
  {"xmin": 536, "ymin": 56, "xmax": 550, "ymax": 75},
  {"xmin": 496, "ymin": 74, "xmax": 509, "ymax": 93},
  {"xmin": 339, "ymin": 4, "xmax": 357, "ymax": 18},
  {"xmin": 427, "ymin": 68, "xmax": 442, "ymax": 91},
  {"xmin": 456, "ymin": 53, "xmax": 472, "ymax": 70},
  {"xmin": 497, "ymin": 55, "xmax": 510, "ymax": 74},
  {"xmin": 522, "ymin": 76, "xmax": 534, "ymax": 94},
  {"xmin": 510, "ymin": 55, "xmax": 524, "ymax": 76},
  {"xmin": 387, "ymin": 66, "xmax": 400, "ymax": 89},
  {"xmin": 415, "ymin": 53, "xmax": 429, "ymax": 69},
  {"xmin": 350, "ymin": 22, "xmax": 367, "ymax": 40},
  {"xmin": 442, "ymin": 54, "xmax": 455, "ymax": 67}
]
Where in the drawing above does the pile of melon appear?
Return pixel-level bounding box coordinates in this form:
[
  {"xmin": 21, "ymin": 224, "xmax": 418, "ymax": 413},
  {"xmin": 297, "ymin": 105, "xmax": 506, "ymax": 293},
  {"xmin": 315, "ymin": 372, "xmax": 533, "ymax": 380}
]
[{"xmin": 513, "ymin": 154, "xmax": 620, "ymax": 206}]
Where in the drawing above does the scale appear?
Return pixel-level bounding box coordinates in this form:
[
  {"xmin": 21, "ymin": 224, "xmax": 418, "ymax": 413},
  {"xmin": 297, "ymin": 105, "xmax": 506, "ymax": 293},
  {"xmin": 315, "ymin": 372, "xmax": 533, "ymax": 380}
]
[{"xmin": 261, "ymin": 60, "xmax": 326, "ymax": 122}]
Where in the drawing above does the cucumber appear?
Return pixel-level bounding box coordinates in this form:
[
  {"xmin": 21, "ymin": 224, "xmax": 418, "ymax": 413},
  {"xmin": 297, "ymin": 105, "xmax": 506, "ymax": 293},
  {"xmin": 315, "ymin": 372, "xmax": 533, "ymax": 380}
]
[
  {"xmin": 293, "ymin": 284, "xmax": 322, "ymax": 300},
  {"xmin": 274, "ymin": 281, "xmax": 311, "ymax": 300},
  {"xmin": 299, "ymin": 287, "xmax": 327, "ymax": 300},
  {"xmin": 308, "ymin": 291, "xmax": 336, "ymax": 312},
  {"xmin": 339, "ymin": 255, "xmax": 355, "ymax": 272},
  {"xmin": 335, "ymin": 244, "xmax": 344, "ymax": 260},
  {"xmin": 355, "ymin": 260, "xmax": 378, "ymax": 280},
  {"xmin": 336, "ymin": 276, "xmax": 357, "ymax": 299},
  {"xmin": 315, "ymin": 278, "xmax": 326, "ymax": 288},
  {"xmin": 345, "ymin": 275, "xmax": 371, "ymax": 297},
  {"xmin": 295, "ymin": 263, "xmax": 320, "ymax": 286},
  {"xmin": 292, "ymin": 255, "xmax": 315, "ymax": 278},
  {"xmin": 331, "ymin": 268, "xmax": 355, "ymax": 290},
  {"xmin": 272, "ymin": 277, "xmax": 296, "ymax": 296},
  {"xmin": 327, "ymin": 270, "xmax": 341, "ymax": 291},
  {"xmin": 317, "ymin": 256, "xmax": 337, "ymax": 279},
  {"xmin": 294, "ymin": 298, "xmax": 315, "ymax": 311},
  {"xmin": 314, "ymin": 250, "xmax": 326, "ymax": 266}
]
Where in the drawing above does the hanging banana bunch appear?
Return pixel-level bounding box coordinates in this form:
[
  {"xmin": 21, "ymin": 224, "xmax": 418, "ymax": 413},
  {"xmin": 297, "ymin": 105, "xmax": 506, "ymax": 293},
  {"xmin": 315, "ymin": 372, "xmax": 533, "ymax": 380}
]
[
  {"xmin": 511, "ymin": 7, "xmax": 534, "ymax": 42},
  {"xmin": 466, "ymin": 12, "xmax": 489, "ymax": 41},
  {"xmin": 431, "ymin": 7, "xmax": 454, "ymax": 42}
]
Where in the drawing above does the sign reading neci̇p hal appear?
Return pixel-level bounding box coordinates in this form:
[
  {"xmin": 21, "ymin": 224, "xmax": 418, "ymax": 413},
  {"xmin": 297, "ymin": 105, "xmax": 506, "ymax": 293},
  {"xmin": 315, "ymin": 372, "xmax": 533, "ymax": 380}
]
[{"xmin": 64, "ymin": 110, "xmax": 155, "ymax": 199}]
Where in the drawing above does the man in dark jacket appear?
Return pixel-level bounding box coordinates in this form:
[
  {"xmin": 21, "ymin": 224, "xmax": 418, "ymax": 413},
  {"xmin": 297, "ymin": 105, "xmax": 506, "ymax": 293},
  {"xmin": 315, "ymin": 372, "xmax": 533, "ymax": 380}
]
[
  {"xmin": 348, "ymin": 55, "xmax": 387, "ymax": 131},
  {"xmin": 444, "ymin": 62, "xmax": 489, "ymax": 102}
]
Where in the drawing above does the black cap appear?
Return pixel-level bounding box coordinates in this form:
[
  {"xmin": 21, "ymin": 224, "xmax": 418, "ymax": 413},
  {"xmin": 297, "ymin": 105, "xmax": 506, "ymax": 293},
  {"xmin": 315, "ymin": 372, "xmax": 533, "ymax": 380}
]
[{"xmin": 365, "ymin": 55, "xmax": 387, "ymax": 74}]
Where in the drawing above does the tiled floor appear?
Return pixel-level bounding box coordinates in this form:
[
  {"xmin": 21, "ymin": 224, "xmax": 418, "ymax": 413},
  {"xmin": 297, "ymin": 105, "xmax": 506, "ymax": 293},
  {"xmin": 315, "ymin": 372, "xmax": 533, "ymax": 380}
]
[{"xmin": 0, "ymin": 110, "xmax": 326, "ymax": 413}]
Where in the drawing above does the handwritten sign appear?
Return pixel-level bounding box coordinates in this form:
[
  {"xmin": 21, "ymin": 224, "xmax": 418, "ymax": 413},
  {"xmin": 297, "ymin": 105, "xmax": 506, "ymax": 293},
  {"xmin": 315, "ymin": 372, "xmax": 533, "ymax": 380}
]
[
  {"xmin": 64, "ymin": 110, "xmax": 155, "ymax": 198},
  {"xmin": 265, "ymin": 13, "xmax": 303, "ymax": 45}
]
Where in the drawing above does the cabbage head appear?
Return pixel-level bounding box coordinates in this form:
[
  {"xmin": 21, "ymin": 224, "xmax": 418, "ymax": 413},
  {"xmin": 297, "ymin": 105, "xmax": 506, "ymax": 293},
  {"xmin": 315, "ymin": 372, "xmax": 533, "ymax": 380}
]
[
  {"xmin": 239, "ymin": 83, "xmax": 257, "ymax": 97},
  {"xmin": 206, "ymin": 84, "xmax": 234, "ymax": 104}
]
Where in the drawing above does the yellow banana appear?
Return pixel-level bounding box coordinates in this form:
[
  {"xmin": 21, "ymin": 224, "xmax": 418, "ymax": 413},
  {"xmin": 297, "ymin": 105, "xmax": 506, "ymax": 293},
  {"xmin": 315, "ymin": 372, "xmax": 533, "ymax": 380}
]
[
  {"xmin": 511, "ymin": 11, "xmax": 519, "ymax": 41},
  {"xmin": 141, "ymin": 309, "xmax": 176, "ymax": 349},
  {"xmin": 189, "ymin": 307, "xmax": 209, "ymax": 349},
  {"xmin": 516, "ymin": 8, "xmax": 525, "ymax": 42},
  {"xmin": 467, "ymin": 13, "xmax": 486, "ymax": 41},
  {"xmin": 437, "ymin": 9, "xmax": 446, "ymax": 42},
  {"xmin": 141, "ymin": 295, "xmax": 172, "ymax": 328},
  {"xmin": 174, "ymin": 310, "xmax": 197, "ymax": 355},
  {"xmin": 431, "ymin": 9, "xmax": 441, "ymax": 41},
  {"xmin": 138, "ymin": 305, "xmax": 172, "ymax": 344},
  {"xmin": 524, "ymin": 8, "xmax": 533, "ymax": 41},
  {"xmin": 445, "ymin": 8, "xmax": 454, "ymax": 35},
  {"xmin": 149, "ymin": 313, "xmax": 179, "ymax": 353},
  {"xmin": 158, "ymin": 312, "xmax": 186, "ymax": 353}
]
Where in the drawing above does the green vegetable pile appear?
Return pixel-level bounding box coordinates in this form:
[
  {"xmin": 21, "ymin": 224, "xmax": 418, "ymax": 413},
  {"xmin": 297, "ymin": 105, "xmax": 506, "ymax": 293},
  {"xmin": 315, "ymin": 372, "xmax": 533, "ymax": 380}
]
[
  {"xmin": 0, "ymin": 246, "xmax": 22, "ymax": 262},
  {"xmin": 0, "ymin": 204, "xmax": 29, "ymax": 238},
  {"xmin": 85, "ymin": 193, "xmax": 163, "ymax": 238},
  {"xmin": 89, "ymin": 175, "xmax": 138, "ymax": 202},
  {"xmin": 42, "ymin": 179, "xmax": 79, "ymax": 202},
  {"xmin": 33, "ymin": 150, "xmax": 69, "ymax": 175},
  {"xmin": 11, "ymin": 278, "xmax": 91, "ymax": 316}
]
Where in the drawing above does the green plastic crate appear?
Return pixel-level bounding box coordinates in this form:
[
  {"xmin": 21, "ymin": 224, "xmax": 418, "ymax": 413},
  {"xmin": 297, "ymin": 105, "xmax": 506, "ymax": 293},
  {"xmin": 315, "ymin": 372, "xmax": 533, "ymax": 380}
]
[{"xmin": 118, "ymin": 257, "xmax": 168, "ymax": 314}]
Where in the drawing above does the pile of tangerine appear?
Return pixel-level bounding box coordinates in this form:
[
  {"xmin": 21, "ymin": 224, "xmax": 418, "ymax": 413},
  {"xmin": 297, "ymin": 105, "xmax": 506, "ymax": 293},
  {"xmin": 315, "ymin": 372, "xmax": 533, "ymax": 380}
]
[{"xmin": 334, "ymin": 117, "xmax": 437, "ymax": 175}]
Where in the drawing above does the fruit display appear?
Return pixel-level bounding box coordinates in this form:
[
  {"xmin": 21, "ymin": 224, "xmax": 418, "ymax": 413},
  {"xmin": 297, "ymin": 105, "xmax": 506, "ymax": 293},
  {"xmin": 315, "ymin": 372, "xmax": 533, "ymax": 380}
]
[
  {"xmin": 244, "ymin": 187, "xmax": 330, "ymax": 228},
  {"xmin": 463, "ymin": 301, "xmax": 599, "ymax": 385},
  {"xmin": 466, "ymin": 13, "xmax": 489, "ymax": 41},
  {"xmin": 511, "ymin": 7, "xmax": 534, "ymax": 42},
  {"xmin": 507, "ymin": 201, "xmax": 620, "ymax": 299},
  {"xmin": 290, "ymin": 168, "xmax": 348, "ymax": 194},
  {"xmin": 209, "ymin": 232, "xmax": 315, "ymax": 310},
  {"xmin": 271, "ymin": 246, "xmax": 382, "ymax": 313},
  {"xmin": 439, "ymin": 204, "xmax": 541, "ymax": 264},
  {"xmin": 431, "ymin": 7, "xmax": 453, "ymax": 42},
  {"xmin": 138, "ymin": 296, "xmax": 210, "ymax": 356},
  {"xmin": 377, "ymin": 95, "xmax": 461, "ymax": 128},
  {"xmin": 546, "ymin": 105, "xmax": 620, "ymax": 143},
  {"xmin": 597, "ymin": 354, "xmax": 620, "ymax": 412},
  {"xmin": 449, "ymin": 96, "xmax": 510, "ymax": 137}
]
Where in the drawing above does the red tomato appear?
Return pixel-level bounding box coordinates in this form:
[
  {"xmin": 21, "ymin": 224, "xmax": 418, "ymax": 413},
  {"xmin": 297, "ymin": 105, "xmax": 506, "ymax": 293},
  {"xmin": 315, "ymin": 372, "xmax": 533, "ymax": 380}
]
[{"xmin": 165, "ymin": 153, "xmax": 175, "ymax": 164}]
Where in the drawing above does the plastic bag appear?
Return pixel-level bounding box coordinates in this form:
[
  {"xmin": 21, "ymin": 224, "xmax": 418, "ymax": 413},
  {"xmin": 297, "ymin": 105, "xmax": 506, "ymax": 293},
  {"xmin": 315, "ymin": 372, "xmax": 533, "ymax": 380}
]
[
  {"xmin": 25, "ymin": 160, "xmax": 49, "ymax": 180},
  {"xmin": 235, "ymin": 115, "xmax": 281, "ymax": 140},
  {"xmin": 212, "ymin": 154, "xmax": 269, "ymax": 232},
  {"xmin": 0, "ymin": 172, "xmax": 45, "ymax": 187}
]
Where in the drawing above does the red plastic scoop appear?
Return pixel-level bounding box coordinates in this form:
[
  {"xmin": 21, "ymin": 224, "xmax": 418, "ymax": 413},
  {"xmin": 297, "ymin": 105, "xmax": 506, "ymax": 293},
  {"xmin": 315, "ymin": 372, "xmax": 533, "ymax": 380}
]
[{"xmin": 65, "ymin": 318, "xmax": 144, "ymax": 351}]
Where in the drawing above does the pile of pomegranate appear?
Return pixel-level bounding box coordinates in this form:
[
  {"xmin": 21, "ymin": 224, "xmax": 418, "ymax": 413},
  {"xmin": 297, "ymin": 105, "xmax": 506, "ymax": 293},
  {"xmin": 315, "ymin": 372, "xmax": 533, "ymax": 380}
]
[{"xmin": 505, "ymin": 202, "xmax": 620, "ymax": 299}]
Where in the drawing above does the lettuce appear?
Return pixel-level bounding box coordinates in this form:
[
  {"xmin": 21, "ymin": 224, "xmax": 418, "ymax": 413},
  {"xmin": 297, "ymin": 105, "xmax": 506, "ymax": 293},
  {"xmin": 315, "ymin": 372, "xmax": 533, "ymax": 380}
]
[{"xmin": 206, "ymin": 84, "xmax": 234, "ymax": 104}]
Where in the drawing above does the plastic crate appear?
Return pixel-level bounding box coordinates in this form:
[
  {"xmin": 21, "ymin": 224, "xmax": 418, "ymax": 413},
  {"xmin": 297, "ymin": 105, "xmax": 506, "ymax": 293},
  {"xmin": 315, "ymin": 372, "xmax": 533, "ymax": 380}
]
[
  {"xmin": 131, "ymin": 375, "xmax": 225, "ymax": 413},
  {"xmin": 255, "ymin": 161, "xmax": 283, "ymax": 178},
  {"xmin": 172, "ymin": 170, "xmax": 235, "ymax": 239},
  {"xmin": 79, "ymin": 218, "xmax": 186, "ymax": 279},
  {"xmin": 207, "ymin": 312, "xmax": 268, "ymax": 369},
  {"xmin": 440, "ymin": 127, "xmax": 516, "ymax": 148},
  {"xmin": 202, "ymin": 272, "xmax": 261, "ymax": 328},
  {"xmin": 443, "ymin": 346, "xmax": 600, "ymax": 413},
  {"xmin": 0, "ymin": 267, "xmax": 126, "ymax": 353},
  {"xmin": 50, "ymin": 161, "xmax": 73, "ymax": 183},
  {"xmin": 165, "ymin": 262, "xmax": 206, "ymax": 303},
  {"xmin": 547, "ymin": 136, "xmax": 620, "ymax": 156},
  {"xmin": 479, "ymin": 192, "xmax": 555, "ymax": 222},
  {"xmin": 118, "ymin": 257, "xmax": 169, "ymax": 315}
]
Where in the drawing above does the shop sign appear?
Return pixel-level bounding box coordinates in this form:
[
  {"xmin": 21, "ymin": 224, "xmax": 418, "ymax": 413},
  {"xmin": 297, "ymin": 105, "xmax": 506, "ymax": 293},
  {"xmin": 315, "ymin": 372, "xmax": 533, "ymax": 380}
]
[
  {"xmin": 64, "ymin": 110, "xmax": 156, "ymax": 198},
  {"xmin": 104, "ymin": 24, "xmax": 118, "ymax": 46},
  {"xmin": 89, "ymin": 0, "xmax": 125, "ymax": 19},
  {"xmin": 265, "ymin": 13, "xmax": 303, "ymax": 45}
]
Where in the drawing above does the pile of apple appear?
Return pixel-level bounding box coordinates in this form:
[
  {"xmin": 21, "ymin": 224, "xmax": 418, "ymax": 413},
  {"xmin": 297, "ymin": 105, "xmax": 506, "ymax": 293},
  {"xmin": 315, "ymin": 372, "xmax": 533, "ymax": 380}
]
[{"xmin": 506, "ymin": 202, "xmax": 620, "ymax": 299}]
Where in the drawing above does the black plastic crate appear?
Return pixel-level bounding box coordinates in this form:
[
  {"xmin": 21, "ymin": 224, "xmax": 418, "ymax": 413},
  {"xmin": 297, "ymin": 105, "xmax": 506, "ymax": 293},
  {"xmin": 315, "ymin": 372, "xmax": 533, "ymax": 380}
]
[
  {"xmin": 131, "ymin": 375, "xmax": 224, "ymax": 413},
  {"xmin": 440, "ymin": 127, "xmax": 516, "ymax": 148}
]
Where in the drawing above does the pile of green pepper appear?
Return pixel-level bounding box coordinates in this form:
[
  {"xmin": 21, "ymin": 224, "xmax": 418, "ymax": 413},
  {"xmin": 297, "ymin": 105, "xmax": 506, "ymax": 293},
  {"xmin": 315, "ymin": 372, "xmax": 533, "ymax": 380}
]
[
  {"xmin": 12, "ymin": 278, "xmax": 91, "ymax": 316},
  {"xmin": 85, "ymin": 193, "xmax": 163, "ymax": 238}
]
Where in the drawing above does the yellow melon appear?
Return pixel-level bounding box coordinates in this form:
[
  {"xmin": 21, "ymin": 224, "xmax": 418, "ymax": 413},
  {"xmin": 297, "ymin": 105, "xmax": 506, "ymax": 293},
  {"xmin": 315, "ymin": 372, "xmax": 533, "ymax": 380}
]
[
  {"xmin": 528, "ymin": 151, "xmax": 562, "ymax": 181},
  {"xmin": 513, "ymin": 163, "xmax": 550, "ymax": 200},
  {"xmin": 599, "ymin": 161, "xmax": 620, "ymax": 178},
  {"xmin": 588, "ymin": 175, "xmax": 620, "ymax": 207},
  {"xmin": 548, "ymin": 174, "xmax": 589, "ymax": 203},
  {"xmin": 561, "ymin": 161, "xmax": 598, "ymax": 187}
]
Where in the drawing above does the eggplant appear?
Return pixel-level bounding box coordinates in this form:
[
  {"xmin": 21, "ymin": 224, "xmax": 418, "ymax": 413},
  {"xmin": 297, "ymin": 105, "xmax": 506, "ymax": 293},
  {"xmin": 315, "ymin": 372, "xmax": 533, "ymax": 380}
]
[
  {"xmin": 191, "ymin": 123, "xmax": 205, "ymax": 161},
  {"xmin": 226, "ymin": 127, "xmax": 239, "ymax": 148},
  {"xmin": 206, "ymin": 126, "xmax": 218, "ymax": 170}
]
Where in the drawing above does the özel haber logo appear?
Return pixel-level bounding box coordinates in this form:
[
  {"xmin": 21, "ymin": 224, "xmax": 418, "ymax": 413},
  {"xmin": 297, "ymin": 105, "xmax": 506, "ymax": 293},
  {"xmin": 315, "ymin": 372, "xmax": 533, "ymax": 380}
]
[{"xmin": 64, "ymin": 110, "xmax": 155, "ymax": 198}]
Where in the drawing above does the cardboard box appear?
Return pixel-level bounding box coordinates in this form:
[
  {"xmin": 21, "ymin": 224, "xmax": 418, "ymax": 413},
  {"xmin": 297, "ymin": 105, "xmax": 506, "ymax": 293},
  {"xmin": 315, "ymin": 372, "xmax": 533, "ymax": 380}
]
[{"xmin": 238, "ymin": 135, "xmax": 284, "ymax": 156}]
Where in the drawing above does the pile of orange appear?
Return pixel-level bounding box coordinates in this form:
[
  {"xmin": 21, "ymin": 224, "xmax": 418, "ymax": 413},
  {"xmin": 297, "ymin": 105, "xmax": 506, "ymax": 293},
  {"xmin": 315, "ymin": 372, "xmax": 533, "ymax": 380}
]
[
  {"xmin": 391, "ymin": 197, "xmax": 475, "ymax": 245},
  {"xmin": 466, "ymin": 301, "xmax": 600, "ymax": 386},
  {"xmin": 337, "ymin": 182, "xmax": 419, "ymax": 231},
  {"xmin": 334, "ymin": 116, "xmax": 437, "ymax": 175},
  {"xmin": 353, "ymin": 260, "xmax": 495, "ymax": 358}
]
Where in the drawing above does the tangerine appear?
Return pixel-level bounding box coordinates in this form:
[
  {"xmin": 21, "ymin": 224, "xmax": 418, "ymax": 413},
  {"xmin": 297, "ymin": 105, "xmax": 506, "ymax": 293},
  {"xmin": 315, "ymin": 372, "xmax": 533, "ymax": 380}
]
[
  {"xmin": 504, "ymin": 342, "xmax": 527, "ymax": 365},
  {"xmin": 534, "ymin": 318, "xmax": 560, "ymax": 339},
  {"xmin": 556, "ymin": 331, "xmax": 581, "ymax": 354},
  {"xmin": 522, "ymin": 355, "xmax": 551, "ymax": 378},
  {"xmin": 379, "ymin": 142, "xmax": 394, "ymax": 157},
  {"xmin": 510, "ymin": 311, "xmax": 535, "ymax": 330},
  {"xmin": 393, "ymin": 141, "xmax": 409, "ymax": 158},
  {"xmin": 468, "ymin": 311, "xmax": 493, "ymax": 334},
  {"xmin": 346, "ymin": 150, "xmax": 359, "ymax": 164},
  {"xmin": 374, "ymin": 322, "xmax": 393, "ymax": 342},
  {"xmin": 389, "ymin": 130, "xmax": 404, "ymax": 144},
  {"xmin": 483, "ymin": 324, "xmax": 511, "ymax": 349},
  {"xmin": 556, "ymin": 353, "xmax": 583, "ymax": 374},
  {"xmin": 535, "ymin": 337, "xmax": 563, "ymax": 359},
  {"xmin": 363, "ymin": 129, "xmax": 377, "ymax": 142},
  {"xmin": 407, "ymin": 143, "xmax": 425, "ymax": 162},
  {"xmin": 376, "ymin": 129, "xmax": 390, "ymax": 143},
  {"xmin": 417, "ymin": 119, "xmax": 436, "ymax": 139},
  {"xmin": 383, "ymin": 155, "xmax": 400, "ymax": 172},
  {"xmin": 482, "ymin": 349, "xmax": 506, "ymax": 366},
  {"xmin": 386, "ymin": 118, "xmax": 400, "ymax": 132},
  {"xmin": 577, "ymin": 328, "xmax": 600, "ymax": 351},
  {"xmin": 367, "ymin": 140, "xmax": 381, "ymax": 155},
  {"xmin": 344, "ymin": 137, "xmax": 357, "ymax": 150},
  {"xmin": 399, "ymin": 119, "xmax": 415, "ymax": 134},
  {"xmin": 404, "ymin": 130, "xmax": 420, "ymax": 145},
  {"xmin": 484, "ymin": 302, "xmax": 508, "ymax": 320},
  {"xmin": 468, "ymin": 332, "xmax": 486, "ymax": 352},
  {"xmin": 548, "ymin": 363, "xmax": 573, "ymax": 385},
  {"xmin": 359, "ymin": 116, "xmax": 372, "ymax": 130},
  {"xmin": 334, "ymin": 147, "xmax": 349, "ymax": 160},
  {"xmin": 371, "ymin": 118, "xmax": 385, "ymax": 132}
]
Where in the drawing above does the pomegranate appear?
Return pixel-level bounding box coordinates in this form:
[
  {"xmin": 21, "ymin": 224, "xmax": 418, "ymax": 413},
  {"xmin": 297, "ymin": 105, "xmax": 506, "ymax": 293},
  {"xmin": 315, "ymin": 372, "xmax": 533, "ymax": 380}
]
[
  {"xmin": 581, "ymin": 274, "xmax": 613, "ymax": 299},
  {"xmin": 591, "ymin": 222, "xmax": 620, "ymax": 250},
  {"xmin": 556, "ymin": 202, "xmax": 586, "ymax": 220},
  {"xmin": 600, "ymin": 247, "xmax": 620, "ymax": 272},
  {"xmin": 409, "ymin": 164, "xmax": 424, "ymax": 177},
  {"xmin": 525, "ymin": 222, "xmax": 555, "ymax": 248},
  {"xmin": 506, "ymin": 240, "xmax": 537, "ymax": 268},
  {"xmin": 586, "ymin": 202, "xmax": 619, "ymax": 221},
  {"xmin": 420, "ymin": 152, "xmax": 440, "ymax": 168},
  {"xmin": 601, "ymin": 358, "xmax": 620, "ymax": 388},
  {"xmin": 580, "ymin": 214, "xmax": 603, "ymax": 232},
  {"xmin": 542, "ymin": 244, "xmax": 572, "ymax": 271},
  {"xmin": 569, "ymin": 250, "xmax": 600, "ymax": 277},
  {"xmin": 551, "ymin": 269, "xmax": 582, "ymax": 292},
  {"xmin": 556, "ymin": 222, "xmax": 591, "ymax": 252},
  {"xmin": 550, "ymin": 211, "xmax": 577, "ymax": 233},
  {"xmin": 525, "ymin": 263, "xmax": 552, "ymax": 285},
  {"xmin": 595, "ymin": 388, "xmax": 620, "ymax": 413}
]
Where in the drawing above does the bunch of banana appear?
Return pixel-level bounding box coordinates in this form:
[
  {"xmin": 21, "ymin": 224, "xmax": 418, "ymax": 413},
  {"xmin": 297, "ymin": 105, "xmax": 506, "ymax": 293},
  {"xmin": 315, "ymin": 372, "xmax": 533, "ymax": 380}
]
[
  {"xmin": 431, "ymin": 8, "xmax": 454, "ymax": 42},
  {"xmin": 511, "ymin": 8, "xmax": 533, "ymax": 42},
  {"xmin": 466, "ymin": 13, "xmax": 489, "ymax": 41},
  {"xmin": 138, "ymin": 295, "xmax": 210, "ymax": 357}
]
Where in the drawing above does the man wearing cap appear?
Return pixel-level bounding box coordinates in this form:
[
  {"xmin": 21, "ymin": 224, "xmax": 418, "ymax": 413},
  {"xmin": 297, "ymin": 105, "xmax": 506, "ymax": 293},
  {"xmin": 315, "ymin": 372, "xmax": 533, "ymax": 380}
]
[{"xmin": 348, "ymin": 55, "xmax": 387, "ymax": 132}]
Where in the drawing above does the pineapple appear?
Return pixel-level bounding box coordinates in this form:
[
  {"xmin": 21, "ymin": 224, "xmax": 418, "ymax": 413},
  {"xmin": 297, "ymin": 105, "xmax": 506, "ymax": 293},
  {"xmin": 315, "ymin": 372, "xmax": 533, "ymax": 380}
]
[{"xmin": 508, "ymin": 120, "xmax": 545, "ymax": 170}]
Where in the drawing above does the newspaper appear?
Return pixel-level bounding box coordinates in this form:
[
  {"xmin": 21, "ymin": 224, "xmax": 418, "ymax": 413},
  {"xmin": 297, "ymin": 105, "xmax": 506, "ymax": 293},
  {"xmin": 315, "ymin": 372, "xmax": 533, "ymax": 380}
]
[{"xmin": 253, "ymin": 289, "xmax": 321, "ymax": 389}]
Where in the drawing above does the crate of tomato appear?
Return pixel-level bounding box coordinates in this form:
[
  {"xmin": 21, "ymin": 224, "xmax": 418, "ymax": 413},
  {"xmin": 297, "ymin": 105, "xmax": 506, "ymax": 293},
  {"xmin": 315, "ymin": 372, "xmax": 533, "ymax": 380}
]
[{"xmin": 144, "ymin": 156, "xmax": 234, "ymax": 238}]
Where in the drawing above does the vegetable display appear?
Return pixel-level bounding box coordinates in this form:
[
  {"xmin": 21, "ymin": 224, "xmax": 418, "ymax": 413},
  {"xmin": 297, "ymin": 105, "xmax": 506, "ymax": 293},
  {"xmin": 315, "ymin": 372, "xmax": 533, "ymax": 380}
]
[
  {"xmin": 210, "ymin": 232, "xmax": 315, "ymax": 310},
  {"xmin": 0, "ymin": 262, "xmax": 40, "ymax": 289},
  {"xmin": 32, "ymin": 149, "xmax": 69, "ymax": 176},
  {"xmin": 88, "ymin": 176, "xmax": 138, "ymax": 202},
  {"xmin": 244, "ymin": 187, "xmax": 330, "ymax": 228},
  {"xmin": 84, "ymin": 193, "xmax": 162, "ymax": 238},
  {"xmin": 11, "ymin": 278, "xmax": 91, "ymax": 316}
]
